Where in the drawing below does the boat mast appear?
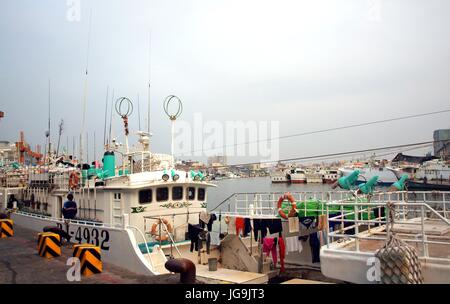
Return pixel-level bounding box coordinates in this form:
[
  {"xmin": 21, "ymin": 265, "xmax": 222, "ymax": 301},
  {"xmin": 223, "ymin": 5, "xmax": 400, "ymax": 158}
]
[
  {"xmin": 108, "ymin": 89, "xmax": 115, "ymax": 150},
  {"xmin": 103, "ymin": 85, "xmax": 109, "ymax": 151},
  {"xmin": 147, "ymin": 32, "xmax": 152, "ymax": 170},
  {"xmin": 137, "ymin": 94, "xmax": 141, "ymax": 131},
  {"xmin": 80, "ymin": 8, "xmax": 92, "ymax": 165},
  {"xmin": 147, "ymin": 31, "xmax": 151, "ymax": 137}
]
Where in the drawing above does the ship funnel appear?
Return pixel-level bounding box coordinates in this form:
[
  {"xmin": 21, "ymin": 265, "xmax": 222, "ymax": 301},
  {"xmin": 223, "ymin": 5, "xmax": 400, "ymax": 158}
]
[{"xmin": 102, "ymin": 151, "xmax": 116, "ymax": 178}]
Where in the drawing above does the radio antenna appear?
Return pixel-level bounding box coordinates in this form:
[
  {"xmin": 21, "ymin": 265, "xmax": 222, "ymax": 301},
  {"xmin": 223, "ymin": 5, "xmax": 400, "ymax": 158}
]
[
  {"xmin": 103, "ymin": 85, "xmax": 109, "ymax": 148},
  {"xmin": 79, "ymin": 8, "xmax": 93, "ymax": 164}
]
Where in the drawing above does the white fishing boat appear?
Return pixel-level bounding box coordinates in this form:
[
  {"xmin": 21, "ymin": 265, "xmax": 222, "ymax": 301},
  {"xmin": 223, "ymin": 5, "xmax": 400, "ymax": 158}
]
[
  {"xmin": 323, "ymin": 169, "xmax": 339, "ymax": 184},
  {"xmin": 415, "ymin": 159, "xmax": 450, "ymax": 182},
  {"xmin": 306, "ymin": 169, "xmax": 324, "ymax": 183},
  {"xmin": 290, "ymin": 168, "xmax": 307, "ymax": 184},
  {"xmin": 270, "ymin": 169, "xmax": 289, "ymax": 183},
  {"xmin": 0, "ymin": 99, "xmax": 271, "ymax": 283}
]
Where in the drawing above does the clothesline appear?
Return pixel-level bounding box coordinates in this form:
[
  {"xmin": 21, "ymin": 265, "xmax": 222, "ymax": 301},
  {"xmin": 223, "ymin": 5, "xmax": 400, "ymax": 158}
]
[{"xmin": 211, "ymin": 212, "xmax": 280, "ymax": 219}]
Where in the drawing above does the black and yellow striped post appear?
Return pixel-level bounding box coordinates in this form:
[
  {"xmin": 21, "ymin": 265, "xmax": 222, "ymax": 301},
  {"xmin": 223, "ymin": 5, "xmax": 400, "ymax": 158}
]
[
  {"xmin": 37, "ymin": 232, "xmax": 61, "ymax": 258},
  {"xmin": 73, "ymin": 244, "xmax": 102, "ymax": 276},
  {"xmin": 0, "ymin": 219, "xmax": 14, "ymax": 238}
]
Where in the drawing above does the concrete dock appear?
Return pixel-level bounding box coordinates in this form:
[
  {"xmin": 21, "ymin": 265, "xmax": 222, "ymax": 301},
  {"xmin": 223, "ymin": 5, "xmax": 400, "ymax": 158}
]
[{"xmin": 0, "ymin": 225, "xmax": 183, "ymax": 284}]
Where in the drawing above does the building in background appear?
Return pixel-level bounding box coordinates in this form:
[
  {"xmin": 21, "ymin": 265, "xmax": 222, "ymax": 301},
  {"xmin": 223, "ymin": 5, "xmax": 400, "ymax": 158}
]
[
  {"xmin": 434, "ymin": 129, "xmax": 450, "ymax": 159},
  {"xmin": 0, "ymin": 141, "xmax": 17, "ymax": 165},
  {"xmin": 207, "ymin": 155, "xmax": 227, "ymax": 167}
]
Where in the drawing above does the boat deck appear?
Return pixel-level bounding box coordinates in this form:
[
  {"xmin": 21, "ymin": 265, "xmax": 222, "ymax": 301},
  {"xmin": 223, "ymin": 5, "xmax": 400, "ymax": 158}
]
[
  {"xmin": 195, "ymin": 264, "xmax": 268, "ymax": 284},
  {"xmin": 335, "ymin": 219, "xmax": 450, "ymax": 259}
]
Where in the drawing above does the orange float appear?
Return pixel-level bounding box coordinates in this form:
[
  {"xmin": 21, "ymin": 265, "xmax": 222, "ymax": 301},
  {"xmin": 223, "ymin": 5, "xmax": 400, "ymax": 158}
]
[{"xmin": 277, "ymin": 192, "xmax": 297, "ymax": 219}]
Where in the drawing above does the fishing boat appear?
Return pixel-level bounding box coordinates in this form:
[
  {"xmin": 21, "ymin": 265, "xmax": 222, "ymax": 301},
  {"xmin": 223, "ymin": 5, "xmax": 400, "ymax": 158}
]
[
  {"xmin": 270, "ymin": 169, "xmax": 289, "ymax": 183},
  {"xmin": 0, "ymin": 100, "xmax": 271, "ymax": 283},
  {"xmin": 305, "ymin": 169, "xmax": 324, "ymax": 183},
  {"xmin": 415, "ymin": 159, "xmax": 450, "ymax": 182},
  {"xmin": 323, "ymin": 169, "xmax": 340, "ymax": 184},
  {"xmin": 289, "ymin": 168, "xmax": 307, "ymax": 183}
]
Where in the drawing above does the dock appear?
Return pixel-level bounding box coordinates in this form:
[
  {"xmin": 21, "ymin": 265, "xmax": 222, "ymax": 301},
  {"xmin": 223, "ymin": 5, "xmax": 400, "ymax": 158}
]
[
  {"xmin": 0, "ymin": 224, "xmax": 270, "ymax": 284},
  {"xmin": 0, "ymin": 225, "xmax": 182, "ymax": 284}
]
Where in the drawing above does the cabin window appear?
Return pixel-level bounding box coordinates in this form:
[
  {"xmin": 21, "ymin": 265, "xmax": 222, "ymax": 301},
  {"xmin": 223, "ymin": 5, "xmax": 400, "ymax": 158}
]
[
  {"xmin": 139, "ymin": 189, "xmax": 152, "ymax": 204},
  {"xmin": 187, "ymin": 187, "xmax": 195, "ymax": 200},
  {"xmin": 156, "ymin": 187, "xmax": 169, "ymax": 202},
  {"xmin": 172, "ymin": 186, "xmax": 183, "ymax": 200},
  {"xmin": 198, "ymin": 188, "xmax": 206, "ymax": 201}
]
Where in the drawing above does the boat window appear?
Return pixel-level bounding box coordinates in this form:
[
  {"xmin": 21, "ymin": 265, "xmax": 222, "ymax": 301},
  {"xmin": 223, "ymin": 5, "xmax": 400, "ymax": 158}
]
[
  {"xmin": 156, "ymin": 187, "xmax": 169, "ymax": 202},
  {"xmin": 139, "ymin": 189, "xmax": 152, "ymax": 204},
  {"xmin": 172, "ymin": 186, "xmax": 183, "ymax": 200},
  {"xmin": 187, "ymin": 187, "xmax": 195, "ymax": 200},
  {"xmin": 198, "ymin": 188, "xmax": 206, "ymax": 201}
]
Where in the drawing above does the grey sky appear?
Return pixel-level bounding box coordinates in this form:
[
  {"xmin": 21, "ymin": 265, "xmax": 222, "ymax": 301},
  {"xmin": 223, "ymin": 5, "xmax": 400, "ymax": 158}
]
[{"xmin": 0, "ymin": 0, "xmax": 449, "ymax": 164}]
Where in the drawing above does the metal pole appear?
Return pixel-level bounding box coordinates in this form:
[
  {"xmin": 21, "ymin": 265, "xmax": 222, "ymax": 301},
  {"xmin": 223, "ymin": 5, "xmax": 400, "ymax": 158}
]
[
  {"xmin": 421, "ymin": 205, "xmax": 426, "ymax": 257},
  {"xmin": 171, "ymin": 119, "xmax": 175, "ymax": 165}
]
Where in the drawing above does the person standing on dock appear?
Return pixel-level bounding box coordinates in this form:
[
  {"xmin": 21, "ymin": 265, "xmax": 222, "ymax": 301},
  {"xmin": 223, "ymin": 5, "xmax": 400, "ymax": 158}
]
[{"xmin": 62, "ymin": 193, "xmax": 77, "ymax": 219}]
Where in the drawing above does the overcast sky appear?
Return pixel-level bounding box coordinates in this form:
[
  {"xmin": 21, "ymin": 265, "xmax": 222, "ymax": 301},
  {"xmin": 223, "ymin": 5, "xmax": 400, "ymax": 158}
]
[{"xmin": 0, "ymin": 0, "xmax": 449, "ymax": 165}]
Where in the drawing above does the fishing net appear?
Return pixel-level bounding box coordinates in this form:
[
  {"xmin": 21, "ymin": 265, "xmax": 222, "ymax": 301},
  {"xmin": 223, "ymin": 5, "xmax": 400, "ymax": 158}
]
[{"xmin": 375, "ymin": 201, "xmax": 424, "ymax": 284}]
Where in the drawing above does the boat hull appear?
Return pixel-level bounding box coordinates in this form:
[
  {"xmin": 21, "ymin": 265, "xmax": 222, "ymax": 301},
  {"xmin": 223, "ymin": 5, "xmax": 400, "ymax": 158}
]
[
  {"xmin": 291, "ymin": 180, "xmax": 306, "ymax": 184},
  {"xmin": 10, "ymin": 212, "xmax": 157, "ymax": 276},
  {"xmin": 406, "ymin": 181, "xmax": 450, "ymax": 191}
]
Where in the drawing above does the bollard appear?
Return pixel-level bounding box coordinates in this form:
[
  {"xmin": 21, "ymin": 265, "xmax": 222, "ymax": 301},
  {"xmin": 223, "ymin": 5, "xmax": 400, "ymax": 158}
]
[
  {"xmin": 73, "ymin": 244, "xmax": 102, "ymax": 276},
  {"xmin": 37, "ymin": 232, "xmax": 61, "ymax": 258},
  {"xmin": 165, "ymin": 258, "xmax": 196, "ymax": 284},
  {"xmin": 0, "ymin": 219, "xmax": 13, "ymax": 238}
]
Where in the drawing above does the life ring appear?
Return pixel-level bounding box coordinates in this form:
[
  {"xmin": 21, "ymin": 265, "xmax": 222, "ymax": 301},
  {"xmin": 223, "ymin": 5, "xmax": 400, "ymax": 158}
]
[
  {"xmin": 69, "ymin": 171, "xmax": 80, "ymax": 189},
  {"xmin": 150, "ymin": 218, "xmax": 173, "ymax": 242},
  {"xmin": 277, "ymin": 192, "xmax": 297, "ymax": 219}
]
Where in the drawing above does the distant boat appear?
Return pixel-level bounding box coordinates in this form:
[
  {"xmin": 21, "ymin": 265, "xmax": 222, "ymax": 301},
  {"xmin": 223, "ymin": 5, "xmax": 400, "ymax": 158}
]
[
  {"xmin": 414, "ymin": 159, "xmax": 450, "ymax": 182},
  {"xmin": 406, "ymin": 180, "xmax": 450, "ymax": 191},
  {"xmin": 323, "ymin": 169, "xmax": 339, "ymax": 184},
  {"xmin": 270, "ymin": 169, "xmax": 289, "ymax": 183},
  {"xmin": 305, "ymin": 170, "xmax": 323, "ymax": 183},
  {"xmin": 290, "ymin": 168, "xmax": 307, "ymax": 184}
]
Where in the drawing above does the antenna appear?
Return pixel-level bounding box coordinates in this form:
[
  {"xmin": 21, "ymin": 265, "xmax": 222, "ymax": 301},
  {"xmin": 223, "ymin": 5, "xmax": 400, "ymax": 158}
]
[
  {"xmin": 80, "ymin": 8, "xmax": 93, "ymax": 164},
  {"xmin": 93, "ymin": 131, "xmax": 96, "ymax": 163},
  {"xmin": 147, "ymin": 31, "xmax": 151, "ymax": 135},
  {"xmin": 137, "ymin": 94, "xmax": 141, "ymax": 130},
  {"xmin": 56, "ymin": 119, "xmax": 64, "ymax": 156},
  {"xmin": 86, "ymin": 132, "xmax": 89, "ymax": 164},
  {"xmin": 103, "ymin": 85, "xmax": 109, "ymax": 148},
  {"xmin": 163, "ymin": 95, "xmax": 183, "ymax": 166},
  {"xmin": 47, "ymin": 79, "xmax": 51, "ymax": 156},
  {"xmin": 108, "ymin": 88, "xmax": 115, "ymax": 149}
]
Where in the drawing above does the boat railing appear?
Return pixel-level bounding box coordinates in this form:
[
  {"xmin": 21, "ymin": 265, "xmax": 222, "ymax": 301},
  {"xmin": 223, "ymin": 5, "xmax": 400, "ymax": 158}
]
[
  {"xmin": 325, "ymin": 198, "xmax": 450, "ymax": 260},
  {"xmin": 143, "ymin": 213, "xmax": 196, "ymax": 259},
  {"xmin": 126, "ymin": 225, "xmax": 156, "ymax": 271},
  {"xmin": 13, "ymin": 210, "xmax": 123, "ymax": 230},
  {"xmin": 210, "ymin": 191, "xmax": 450, "ymax": 218}
]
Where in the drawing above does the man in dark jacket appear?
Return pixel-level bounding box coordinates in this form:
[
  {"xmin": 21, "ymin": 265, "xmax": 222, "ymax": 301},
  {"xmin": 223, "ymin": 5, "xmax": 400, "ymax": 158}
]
[{"xmin": 62, "ymin": 193, "xmax": 77, "ymax": 219}]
